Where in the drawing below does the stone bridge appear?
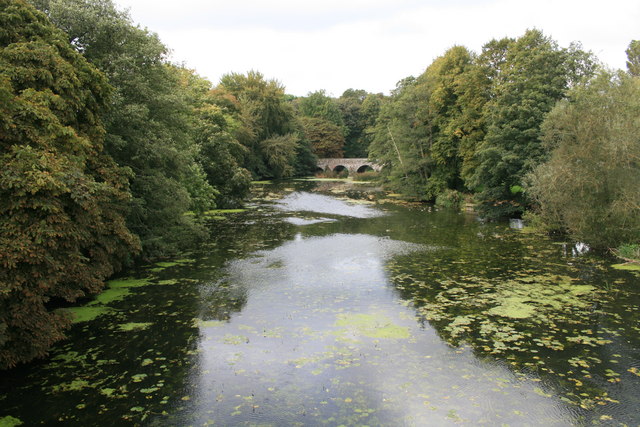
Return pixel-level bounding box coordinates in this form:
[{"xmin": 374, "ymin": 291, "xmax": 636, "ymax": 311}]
[{"xmin": 316, "ymin": 158, "xmax": 382, "ymax": 176}]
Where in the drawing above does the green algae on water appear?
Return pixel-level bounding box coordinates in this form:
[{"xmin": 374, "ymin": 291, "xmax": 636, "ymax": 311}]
[
  {"xmin": 611, "ymin": 263, "xmax": 640, "ymax": 271},
  {"xmin": 0, "ymin": 416, "xmax": 23, "ymax": 427},
  {"xmin": 118, "ymin": 322, "xmax": 152, "ymax": 332},
  {"xmin": 92, "ymin": 287, "xmax": 131, "ymax": 305},
  {"xmin": 335, "ymin": 313, "xmax": 410, "ymax": 339},
  {"xmin": 193, "ymin": 319, "xmax": 225, "ymax": 328},
  {"xmin": 107, "ymin": 278, "xmax": 152, "ymax": 288},
  {"xmin": 203, "ymin": 209, "xmax": 246, "ymax": 216}
]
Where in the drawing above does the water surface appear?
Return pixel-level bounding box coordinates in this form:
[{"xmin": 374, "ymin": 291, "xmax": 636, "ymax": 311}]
[{"xmin": 1, "ymin": 181, "xmax": 638, "ymax": 426}]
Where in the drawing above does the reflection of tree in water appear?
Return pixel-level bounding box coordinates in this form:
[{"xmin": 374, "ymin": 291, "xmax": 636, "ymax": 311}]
[
  {"xmin": 197, "ymin": 279, "xmax": 248, "ymax": 322},
  {"xmin": 385, "ymin": 231, "xmax": 640, "ymax": 423}
]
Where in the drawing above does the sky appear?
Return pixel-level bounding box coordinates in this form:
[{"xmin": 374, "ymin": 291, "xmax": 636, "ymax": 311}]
[{"xmin": 113, "ymin": 0, "xmax": 639, "ymax": 97}]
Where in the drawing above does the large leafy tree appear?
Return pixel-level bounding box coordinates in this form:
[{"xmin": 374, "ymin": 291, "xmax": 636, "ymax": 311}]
[
  {"xmin": 219, "ymin": 71, "xmax": 310, "ymax": 179},
  {"xmin": 176, "ymin": 67, "xmax": 251, "ymax": 208},
  {"xmin": 368, "ymin": 77, "xmax": 433, "ymax": 199},
  {"xmin": 527, "ymin": 71, "xmax": 640, "ymax": 247},
  {"xmin": 369, "ymin": 46, "xmax": 486, "ymax": 200},
  {"xmin": 299, "ymin": 116, "xmax": 345, "ymax": 158},
  {"xmin": 296, "ymin": 90, "xmax": 345, "ymax": 130},
  {"xmin": 338, "ymin": 89, "xmax": 383, "ymax": 158},
  {"xmin": 33, "ymin": 0, "xmax": 212, "ymax": 257},
  {"xmin": 470, "ymin": 29, "xmax": 595, "ymax": 218},
  {"xmin": 626, "ymin": 40, "xmax": 640, "ymax": 77},
  {"xmin": 0, "ymin": 0, "xmax": 138, "ymax": 368}
]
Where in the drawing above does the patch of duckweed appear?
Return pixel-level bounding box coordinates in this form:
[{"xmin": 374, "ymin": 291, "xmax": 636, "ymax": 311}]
[
  {"xmin": 157, "ymin": 279, "xmax": 179, "ymax": 285},
  {"xmin": 334, "ymin": 313, "xmax": 410, "ymax": 339},
  {"xmin": 92, "ymin": 287, "xmax": 130, "ymax": 305},
  {"xmin": 203, "ymin": 209, "xmax": 246, "ymax": 216},
  {"xmin": 0, "ymin": 416, "xmax": 23, "ymax": 427},
  {"xmin": 267, "ymin": 261, "xmax": 284, "ymax": 269},
  {"xmin": 60, "ymin": 306, "xmax": 113, "ymax": 323},
  {"xmin": 118, "ymin": 322, "xmax": 152, "ymax": 332},
  {"xmin": 486, "ymin": 276, "xmax": 594, "ymax": 320},
  {"xmin": 154, "ymin": 259, "xmax": 196, "ymax": 268},
  {"xmin": 107, "ymin": 278, "xmax": 152, "ymax": 288},
  {"xmin": 223, "ymin": 334, "xmax": 248, "ymax": 345},
  {"xmin": 100, "ymin": 388, "xmax": 116, "ymax": 397},
  {"xmin": 611, "ymin": 263, "xmax": 640, "ymax": 271},
  {"xmin": 193, "ymin": 319, "xmax": 225, "ymax": 328}
]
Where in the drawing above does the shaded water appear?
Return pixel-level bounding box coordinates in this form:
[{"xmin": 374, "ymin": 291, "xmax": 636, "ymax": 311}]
[{"xmin": 1, "ymin": 181, "xmax": 639, "ymax": 426}]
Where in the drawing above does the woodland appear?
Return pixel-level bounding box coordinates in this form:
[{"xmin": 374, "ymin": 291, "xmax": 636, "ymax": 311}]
[{"xmin": 1, "ymin": 0, "xmax": 639, "ymax": 368}]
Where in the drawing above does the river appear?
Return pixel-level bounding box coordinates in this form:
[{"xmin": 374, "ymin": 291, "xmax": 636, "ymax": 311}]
[{"xmin": 1, "ymin": 180, "xmax": 639, "ymax": 426}]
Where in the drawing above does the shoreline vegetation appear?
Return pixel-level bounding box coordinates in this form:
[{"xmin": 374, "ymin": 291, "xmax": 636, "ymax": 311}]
[{"xmin": 1, "ymin": 0, "xmax": 638, "ymax": 369}]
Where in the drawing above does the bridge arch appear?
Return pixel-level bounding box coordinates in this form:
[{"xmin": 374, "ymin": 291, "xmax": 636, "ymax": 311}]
[{"xmin": 316, "ymin": 158, "xmax": 381, "ymax": 176}]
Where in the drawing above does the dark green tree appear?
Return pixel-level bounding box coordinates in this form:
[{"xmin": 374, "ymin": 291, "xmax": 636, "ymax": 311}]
[
  {"xmin": 368, "ymin": 77, "xmax": 433, "ymax": 199},
  {"xmin": 338, "ymin": 89, "xmax": 369, "ymax": 157},
  {"xmin": 0, "ymin": 0, "xmax": 138, "ymax": 368},
  {"xmin": 296, "ymin": 89, "xmax": 345, "ymax": 130},
  {"xmin": 369, "ymin": 46, "xmax": 487, "ymax": 201},
  {"xmin": 470, "ymin": 29, "xmax": 595, "ymax": 218},
  {"xmin": 299, "ymin": 116, "xmax": 345, "ymax": 158},
  {"xmin": 219, "ymin": 71, "xmax": 306, "ymax": 179},
  {"xmin": 33, "ymin": 0, "xmax": 211, "ymax": 257},
  {"xmin": 176, "ymin": 67, "xmax": 251, "ymax": 208}
]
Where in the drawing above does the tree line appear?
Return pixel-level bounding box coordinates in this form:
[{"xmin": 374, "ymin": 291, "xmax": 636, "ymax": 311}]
[
  {"xmin": 0, "ymin": 0, "xmax": 378, "ymax": 368},
  {"xmin": 366, "ymin": 31, "xmax": 639, "ymax": 253},
  {"xmin": 1, "ymin": 0, "xmax": 638, "ymax": 368}
]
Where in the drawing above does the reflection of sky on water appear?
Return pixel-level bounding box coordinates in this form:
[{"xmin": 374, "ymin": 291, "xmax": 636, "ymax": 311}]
[
  {"xmin": 283, "ymin": 216, "xmax": 337, "ymax": 226},
  {"xmin": 275, "ymin": 191, "xmax": 385, "ymax": 218},
  {"xmin": 184, "ymin": 234, "xmax": 575, "ymax": 426}
]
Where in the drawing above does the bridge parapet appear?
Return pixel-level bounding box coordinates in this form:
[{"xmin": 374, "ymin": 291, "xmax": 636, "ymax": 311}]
[{"xmin": 316, "ymin": 158, "xmax": 381, "ymax": 175}]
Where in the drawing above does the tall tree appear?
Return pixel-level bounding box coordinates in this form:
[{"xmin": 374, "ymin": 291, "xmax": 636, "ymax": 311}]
[
  {"xmin": 626, "ymin": 40, "xmax": 640, "ymax": 77},
  {"xmin": 299, "ymin": 116, "xmax": 345, "ymax": 158},
  {"xmin": 528, "ymin": 71, "xmax": 640, "ymax": 247},
  {"xmin": 0, "ymin": 0, "xmax": 138, "ymax": 368},
  {"xmin": 219, "ymin": 71, "xmax": 309, "ymax": 179},
  {"xmin": 338, "ymin": 89, "xmax": 370, "ymax": 157},
  {"xmin": 33, "ymin": 0, "xmax": 212, "ymax": 256},
  {"xmin": 176, "ymin": 67, "xmax": 251, "ymax": 208},
  {"xmin": 470, "ymin": 29, "xmax": 595, "ymax": 218},
  {"xmin": 296, "ymin": 89, "xmax": 345, "ymax": 130},
  {"xmin": 369, "ymin": 77, "xmax": 433, "ymax": 199},
  {"xmin": 369, "ymin": 46, "xmax": 487, "ymax": 200}
]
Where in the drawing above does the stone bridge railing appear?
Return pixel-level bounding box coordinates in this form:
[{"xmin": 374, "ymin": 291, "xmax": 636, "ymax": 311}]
[{"xmin": 316, "ymin": 158, "xmax": 381, "ymax": 175}]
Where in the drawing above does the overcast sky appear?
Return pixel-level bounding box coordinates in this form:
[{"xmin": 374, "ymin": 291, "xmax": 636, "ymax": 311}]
[{"xmin": 113, "ymin": 0, "xmax": 639, "ymax": 97}]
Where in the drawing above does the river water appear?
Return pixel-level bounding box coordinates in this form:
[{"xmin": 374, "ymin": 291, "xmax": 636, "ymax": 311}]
[{"xmin": 1, "ymin": 180, "xmax": 639, "ymax": 426}]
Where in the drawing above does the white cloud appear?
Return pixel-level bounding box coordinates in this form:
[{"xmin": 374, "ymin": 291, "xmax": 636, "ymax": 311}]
[{"xmin": 115, "ymin": 0, "xmax": 640, "ymax": 96}]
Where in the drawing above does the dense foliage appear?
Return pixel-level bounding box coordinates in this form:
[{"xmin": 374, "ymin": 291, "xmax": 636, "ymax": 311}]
[
  {"xmin": 369, "ymin": 30, "xmax": 597, "ymax": 219},
  {"xmin": 369, "ymin": 45, "xmax": 487, "ymax": 200},
  {"xmin": 1, "ymin": 0, "xmax": 636, "ymax": 369},
  {"xmin": 218, "ymin": 71, "xmax": 316, "ymax": 179},
  {"xmin": 299, "ymin": 116, "xmax": 345, "ymax": 158},
  {"xmin": 527, "ymin": 71, "xmax": 640, "ymax": 248},
  {"xmin": 0, "ymin": 0, "xmax": 138, "ymax": 368},
  {"xmin": 32, "ymin": 0, "xmax": 217, "ymax": 257}
]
